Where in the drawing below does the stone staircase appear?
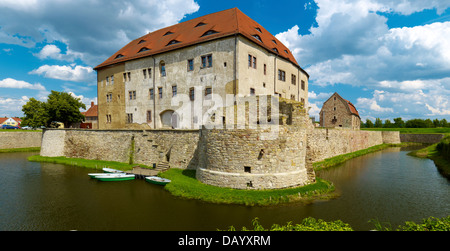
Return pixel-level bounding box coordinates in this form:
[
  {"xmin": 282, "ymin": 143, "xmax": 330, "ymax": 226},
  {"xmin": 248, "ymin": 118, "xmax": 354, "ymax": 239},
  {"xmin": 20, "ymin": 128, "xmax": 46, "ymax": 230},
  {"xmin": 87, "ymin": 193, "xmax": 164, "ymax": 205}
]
[{"xmin": 154, "ymin": 161, "xmax": 170, "ymax": 172}]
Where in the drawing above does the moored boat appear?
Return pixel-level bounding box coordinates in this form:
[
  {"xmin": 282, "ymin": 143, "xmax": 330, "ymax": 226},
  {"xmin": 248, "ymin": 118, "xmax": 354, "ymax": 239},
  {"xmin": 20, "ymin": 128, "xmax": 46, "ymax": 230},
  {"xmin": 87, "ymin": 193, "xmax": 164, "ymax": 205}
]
[
  {"xmin": 95, "ymin": 173, "xmax": 135, "ymax": 181},
  {"xmin": 102, "ymin": 168, "xmax": 124, "ymax": 173},
  {"xmin": 88, "ymin": 173, "xmax": 111, "ymax": 178},
  {"xmin": 145, "ymin": 176, "xmax": 171, "ymax": 186}
]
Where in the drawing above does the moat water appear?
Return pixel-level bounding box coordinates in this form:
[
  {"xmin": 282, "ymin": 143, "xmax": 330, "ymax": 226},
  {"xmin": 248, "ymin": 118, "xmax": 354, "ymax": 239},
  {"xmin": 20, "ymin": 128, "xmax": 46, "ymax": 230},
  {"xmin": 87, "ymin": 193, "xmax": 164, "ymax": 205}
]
[{"xmin": 0, "ymin": 146, "xmax": 449, "ymax": 231}]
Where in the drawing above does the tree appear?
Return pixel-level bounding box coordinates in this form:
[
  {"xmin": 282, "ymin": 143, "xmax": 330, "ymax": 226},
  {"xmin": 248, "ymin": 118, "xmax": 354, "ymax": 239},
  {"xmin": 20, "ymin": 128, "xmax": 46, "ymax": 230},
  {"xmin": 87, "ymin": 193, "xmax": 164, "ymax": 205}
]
[
  {"xmin": 393, "ymin": 117, "xmax": 405, "ymax": 128},
  {"xmin": 22, "ymin": 91, "xmax": 86, "ymax": 128},
  {"xmin": 384, "ymin": 119, "xmax": 393, "ymax": 128},
  {"xmin": 365, "ymin": 119, "xmax": 374, "ymax": 128},
  {"xmin": 21, "ymin": 98, "xmax": 50, "ymax": 128},
  {"xmin": 374, "ymin": 118, "xmax": 383, "ymax": 128}
]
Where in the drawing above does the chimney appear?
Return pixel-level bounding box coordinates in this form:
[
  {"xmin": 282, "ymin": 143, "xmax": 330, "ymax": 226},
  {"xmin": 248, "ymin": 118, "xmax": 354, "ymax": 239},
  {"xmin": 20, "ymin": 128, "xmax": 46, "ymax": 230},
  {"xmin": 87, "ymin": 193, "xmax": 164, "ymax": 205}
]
[{"xmin": 91, "ymin": 101, "xmax": 94, "ymax": 107}]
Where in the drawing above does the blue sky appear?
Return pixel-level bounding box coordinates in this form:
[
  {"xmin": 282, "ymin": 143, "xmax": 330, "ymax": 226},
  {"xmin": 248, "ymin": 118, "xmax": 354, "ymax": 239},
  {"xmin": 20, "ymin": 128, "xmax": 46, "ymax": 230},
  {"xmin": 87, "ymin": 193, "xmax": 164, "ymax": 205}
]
[{"xmin": 1, "ymin": 0, "xmax": 450, "ymax": 122}]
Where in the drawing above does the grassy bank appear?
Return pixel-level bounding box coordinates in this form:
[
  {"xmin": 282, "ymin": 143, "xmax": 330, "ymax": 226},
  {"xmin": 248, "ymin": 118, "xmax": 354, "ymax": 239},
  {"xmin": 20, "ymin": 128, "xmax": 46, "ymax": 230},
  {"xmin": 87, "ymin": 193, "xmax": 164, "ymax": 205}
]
[
  {"xmin": 362, "ymin": 127, "xmax": 450, "ymax": 134},
  {"xmin": 223, "ymin": 215, "xmax": 450, "ymax": 231},
  {"xmin": 27, "ymin": 155, "xmax": 151, "ymax": 171},
  {"xmin": 160, "ymin": 169, "xmax": 335, "ymax": 206},
  {"xmin": 0, "ymin": 147, "xmax": 41, "ymax": 153},
  {"xmin": 313, "ymin": 143, "xmax": 416, "ymax": 171},
  {"xmin": 408, "ymin": 136, "xmax": 450, "ymax": 178}
]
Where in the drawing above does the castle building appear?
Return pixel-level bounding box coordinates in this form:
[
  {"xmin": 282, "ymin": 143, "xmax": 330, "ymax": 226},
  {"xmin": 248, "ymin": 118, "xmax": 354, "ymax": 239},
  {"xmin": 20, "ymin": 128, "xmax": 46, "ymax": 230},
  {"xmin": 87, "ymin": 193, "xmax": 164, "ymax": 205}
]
[
  {"xmin": 319, "ymin": 92, "xmax": 361, "ymax": 129},
  {"xmin": 94, "ymin": 8, "xmax": 309, "ymax": 130}
]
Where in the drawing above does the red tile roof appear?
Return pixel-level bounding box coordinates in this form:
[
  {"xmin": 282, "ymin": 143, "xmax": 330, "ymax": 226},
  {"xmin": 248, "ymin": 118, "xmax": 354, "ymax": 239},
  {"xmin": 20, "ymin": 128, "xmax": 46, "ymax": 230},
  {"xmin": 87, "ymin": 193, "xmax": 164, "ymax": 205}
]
[
  {"xmin": 0, "ymin": 117, "xmax": 7, "ymax": 124},
  {"xmin": 82, "ymin": 102, "xmax": 98, "ymax": 117},
  {"xmin": 344, "ymin": 99, "xmax": 360, "ymax": 118},
  {"xmin": 94, "ymin": 8, "xmax": 305, "ymax": 74}
]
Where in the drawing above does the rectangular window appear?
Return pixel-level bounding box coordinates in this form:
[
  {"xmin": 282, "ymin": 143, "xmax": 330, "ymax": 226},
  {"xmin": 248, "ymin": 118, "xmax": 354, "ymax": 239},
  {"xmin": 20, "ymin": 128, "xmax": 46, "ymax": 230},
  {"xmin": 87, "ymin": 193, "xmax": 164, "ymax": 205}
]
[
  {"xmin": 147, "ymin": 110, "xmax": 152, "ymax": 122},
  {"xmin": 161, "ymin": 64, "xmax": 166, "ymax": 77},
  {"xmin": 172, "ymin": 85, "xmax": 177, "ymax": 97},
  {"xmin": 250, "ymin": 88, "xmax": 255, "ymax": 96},
  {"xmin": 264, "ymin": 64, "xmax": 267, "ymax": 75},
  {"xmin": 189, "ymin": 87, "xmax": 195, "ymax": 101},
  {"xmin": 201, "ymin": 54, "xmax": 212, "ymax": 68},
  {"xmin": 158, "ymin": 87, "xmax": 163, "ymax": 99},
  {"xmin": 291, "ymin": 74, "xmax": 296, "ymax": 85},
  {"xmin": 111, "ymin": 75, "xmax": 114, "ymax": 85},
  {"xmin": 127, "ymin": 113, "xmax": 133, "ymax": 124},
  {"xmin": 301, "ymin": 80, "xmax": 305, "ymax": 90},
  {"xmin": 123, "ymin": 73, "xmax": 127, "ymax": 82},
  {"xmin": 127, "ymin": 72, "xmax": 131, "ymax": 81},
  {"xmin": 187, "ymin": 59, "xmax": 194, "ymax": 71},
  {"xmin": 248, "ymin": 54, "xmax": 256, "ymax": 69},
  {"xmin": 148, "ymin": 68, "xmax": 152, "ymax": 79},
  {"xmin": 143, "ymin": 69, "xmax": 147, "ymax": 79},
  {"xmin": 106, "ymin": 114, "xmax": 112, "ymax": 123},
  {"xmin": 278, "ymin": 70, "xmax": 286, "ymax": 81},
  {"xmin": 291, "ymin": 95, "xmax": 296, "ymax": 100},
  {"xmin": 149, "ymin": 88, "xmax": 154, "ymax": 100},
  {"xmin": 106, "ymin": 76, "xmax": 109, "ymax": 85},
  {"xmin": 129, "ymin": 91, "xmax": 136, "ymax": 100},
  {"xmin": 205, "ymin": 87, "xmax": 212, "ymax": 99},
  {"xmin": 106, "ymin": 93, "xmax": 112, "ymax": 103}
]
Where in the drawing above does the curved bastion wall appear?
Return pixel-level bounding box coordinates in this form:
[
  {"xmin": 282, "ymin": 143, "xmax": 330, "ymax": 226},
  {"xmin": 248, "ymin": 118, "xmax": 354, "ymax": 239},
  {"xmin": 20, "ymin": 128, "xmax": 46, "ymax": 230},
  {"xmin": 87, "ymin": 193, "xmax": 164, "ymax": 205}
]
[{"xmin": 196, "ymin": 126, "xmax": 311, "ymax": 190}]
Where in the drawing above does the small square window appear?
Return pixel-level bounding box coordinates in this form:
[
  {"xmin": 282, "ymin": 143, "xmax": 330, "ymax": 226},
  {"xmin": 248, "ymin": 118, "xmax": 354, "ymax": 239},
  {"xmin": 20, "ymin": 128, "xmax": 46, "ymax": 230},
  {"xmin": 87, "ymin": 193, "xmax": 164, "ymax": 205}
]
[{"xmin": 244, "ymin": 166, "xmax": 251, "ymax": 173}]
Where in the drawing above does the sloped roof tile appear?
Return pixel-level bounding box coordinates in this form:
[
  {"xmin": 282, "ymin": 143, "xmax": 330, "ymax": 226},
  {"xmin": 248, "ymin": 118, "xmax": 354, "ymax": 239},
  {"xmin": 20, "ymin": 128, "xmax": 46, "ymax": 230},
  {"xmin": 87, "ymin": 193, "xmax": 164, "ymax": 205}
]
[{"xmin": 94, "ymin": 8, "xmax": 304, "ymax": 73}]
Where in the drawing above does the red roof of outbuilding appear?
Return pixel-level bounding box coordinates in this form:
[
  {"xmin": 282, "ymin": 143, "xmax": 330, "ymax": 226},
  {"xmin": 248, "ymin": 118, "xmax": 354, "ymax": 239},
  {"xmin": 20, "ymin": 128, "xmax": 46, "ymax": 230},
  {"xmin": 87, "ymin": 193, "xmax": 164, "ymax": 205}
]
[{"xmin": 94, "ymin": 8, "xmax": 305, "ymax": 74}]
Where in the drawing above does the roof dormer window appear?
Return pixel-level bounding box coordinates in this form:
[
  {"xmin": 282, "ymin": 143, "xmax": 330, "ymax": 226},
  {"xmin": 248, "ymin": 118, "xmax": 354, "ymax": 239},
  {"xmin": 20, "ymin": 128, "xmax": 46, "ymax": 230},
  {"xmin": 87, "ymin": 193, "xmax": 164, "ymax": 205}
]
[
  {"xmin": 272, "ymin": 40, "xmax": 277, "ymax": 44},
  {"xmin": 138, "ymin": 47, "xmax": 150, "ymax": 53},
  {"xmin": 115, "ymin": 54, "xmax": 124, "ymax": 59},
  {"xmin": 255, "ymin": 27, "xmax": 262, "ymax": 33},
  {"xmin": 284, "ymin": 50, "xmax": 289, "ymax": 54},
  {"xmin": 163, "ymin": 31, "xmax": 174, "ymax": 36},
  {"xmin": 201, "ymin": 30, "xmax": 219, "ymax": 37},
  {"xmin": 195, "ymin": 22, "xmax": 207, "ymax": 27},
  {"xmin": 252, "ymin": 34, "xmax": 262, "ymax": 43},
  {"xmin": 272, "ymin": 48, "xmax": 279, "ymax": 53},
  {"xmin": 138, "ymin": 39, "xmax": 146, "ymax": 44},
  {"xmin": 167, "ymin": 40, "xmax": 181, "ymax": 46}
]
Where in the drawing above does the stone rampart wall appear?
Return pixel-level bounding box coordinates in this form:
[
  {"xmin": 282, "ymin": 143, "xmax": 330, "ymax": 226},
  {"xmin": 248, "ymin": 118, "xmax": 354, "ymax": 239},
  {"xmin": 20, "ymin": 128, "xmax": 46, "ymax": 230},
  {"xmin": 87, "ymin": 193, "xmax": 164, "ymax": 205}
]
[
  {"xmin": 306, "ymin": 128, "xmax": 400, "ymax": 163},
  {"xmin": 0, "ymin": 131, "xmax": 42, "ymax": 149},
  {"xmin": 196, "ymin": 126, "xmax": 311, "ymax": 190},
  {"xmin": 400, "ymin": 134, "xmax": 444, "ymax": 144},
  {"xmin": 40, "ymin": 129, "xmax": 200, "ymax": 169}
]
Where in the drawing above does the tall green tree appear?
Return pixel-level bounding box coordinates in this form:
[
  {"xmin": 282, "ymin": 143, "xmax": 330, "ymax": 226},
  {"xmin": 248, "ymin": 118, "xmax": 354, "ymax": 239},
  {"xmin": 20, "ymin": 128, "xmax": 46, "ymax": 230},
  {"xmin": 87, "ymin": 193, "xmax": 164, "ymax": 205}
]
[
  {"xmin": 46, "ymin": 91, "xmax": 86, "ymax": 128},
  {"xmin": 393, "ymin": 117, "xmax": 405, "ymax": 128},
  {"xmin": 374, "ymin": 118, "xmax": 383, "ymax": 128},
  {"xmin": 21, "ymin": 98, "xmax": 50, "ymax": 128},
  {"xmin": 21, "ymin": 91, "xmax": 86, "ymax": 128},
  {"xmin": 365, "ymin": 119, "xmax": 374, "ymax": 128}
]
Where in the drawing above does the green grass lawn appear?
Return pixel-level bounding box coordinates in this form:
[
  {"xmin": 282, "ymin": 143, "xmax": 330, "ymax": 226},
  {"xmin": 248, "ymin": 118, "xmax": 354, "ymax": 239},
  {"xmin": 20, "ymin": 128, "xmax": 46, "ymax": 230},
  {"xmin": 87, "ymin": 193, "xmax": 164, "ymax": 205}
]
[
  {"xmin": 160, "ymin": 169, "xmax": 336, "ymax": 206},
  {"xmin": 362, "ymin": 127, "xmax": 450, "ymax": 134}
]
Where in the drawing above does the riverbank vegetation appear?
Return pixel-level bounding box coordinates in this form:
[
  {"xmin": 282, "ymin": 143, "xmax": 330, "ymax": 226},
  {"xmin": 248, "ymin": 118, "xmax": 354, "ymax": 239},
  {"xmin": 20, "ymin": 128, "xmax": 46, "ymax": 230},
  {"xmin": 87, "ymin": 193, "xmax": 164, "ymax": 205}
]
[
  {"xmin": 408, "ymin": 135, "xmax": 450, "ymax": 177},
  {"xmin": 224, "ymin": 216, "xmax": 450, "ymax": 231},
  {"xmin": 0, "ymin": 147, "xmax": 40, "ymax": 153},
  {"xmin": 313, "ymin": 143, "xmax": 417, "ymax": 171},
  {"xmin": 362, "ymin": 127, "xmax": 450, "ymax": 134},
  {"xmin": 160, "ymin": 169, "xmax": 336, "ymax": 206},
  {"xmin": 361, "ymin": 117, "xmax": 449, "ymax": 129}
]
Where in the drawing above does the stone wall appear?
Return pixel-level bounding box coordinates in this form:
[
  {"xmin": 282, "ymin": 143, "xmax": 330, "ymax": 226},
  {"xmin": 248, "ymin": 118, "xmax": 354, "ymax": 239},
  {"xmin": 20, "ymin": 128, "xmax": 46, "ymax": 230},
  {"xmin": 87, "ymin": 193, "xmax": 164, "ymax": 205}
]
[
  {"xmin": 306, "ymin": 128, "xmax": 400, "ymax": 163},
  {"xmin": 196, "ymin": 126, "xmax": 311, "ymax": 190},
  {"xmin": 400, "ymin": 134, "xmax": 445, "ymax": 144},
  {"xmin": 40, "ymin": 129, "xmax": 200, "ymax": 169},
  {"xmin": 0, "ymin": 131, "xmax": 42, "ymax": 149}
]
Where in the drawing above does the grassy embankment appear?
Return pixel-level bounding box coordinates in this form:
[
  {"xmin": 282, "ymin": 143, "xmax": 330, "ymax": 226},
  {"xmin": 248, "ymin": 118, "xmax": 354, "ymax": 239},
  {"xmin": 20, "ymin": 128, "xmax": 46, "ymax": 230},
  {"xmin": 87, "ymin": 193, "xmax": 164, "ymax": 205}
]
[
  {"xmin": 408, "ymin": 135, "xmax": 450, "ymax": 178},
  {"xmin": 0, "ymin": 147, "xmax": 40, "ymax": 153},
  {"xmin": 361, "ymin": 127, "xmax": 450, "ymax": 134}
]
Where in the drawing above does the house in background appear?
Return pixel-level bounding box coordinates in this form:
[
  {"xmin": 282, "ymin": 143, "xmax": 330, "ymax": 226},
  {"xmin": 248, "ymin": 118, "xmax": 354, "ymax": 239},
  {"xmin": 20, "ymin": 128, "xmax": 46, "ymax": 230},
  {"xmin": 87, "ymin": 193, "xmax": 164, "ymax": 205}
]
[
  {"xmin": 0, "ymin": 117, "xmax": 22, "ymax": 127},
  {"xmin": 81, "ymin": 102, "xmax": 98, "ymax": 129},
  {"xmin": 319, "ymin": 92, "xmax": 361, "ymax": 130}
]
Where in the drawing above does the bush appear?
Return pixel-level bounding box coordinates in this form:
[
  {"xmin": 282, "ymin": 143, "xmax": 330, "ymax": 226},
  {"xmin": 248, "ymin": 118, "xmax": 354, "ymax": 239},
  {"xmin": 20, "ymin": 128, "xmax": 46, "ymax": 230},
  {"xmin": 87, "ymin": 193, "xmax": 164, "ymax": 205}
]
[{"xmin": 436, "ymin": 136, "xmax": 450, "ymax": 161}]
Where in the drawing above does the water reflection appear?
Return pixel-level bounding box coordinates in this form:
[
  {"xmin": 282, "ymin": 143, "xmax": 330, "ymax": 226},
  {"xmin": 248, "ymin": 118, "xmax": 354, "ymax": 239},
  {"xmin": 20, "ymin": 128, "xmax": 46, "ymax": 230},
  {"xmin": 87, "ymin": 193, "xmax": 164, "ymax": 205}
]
[{"xmin": 0, "ymin": 147, "xmax": 448, "ymax": 231}]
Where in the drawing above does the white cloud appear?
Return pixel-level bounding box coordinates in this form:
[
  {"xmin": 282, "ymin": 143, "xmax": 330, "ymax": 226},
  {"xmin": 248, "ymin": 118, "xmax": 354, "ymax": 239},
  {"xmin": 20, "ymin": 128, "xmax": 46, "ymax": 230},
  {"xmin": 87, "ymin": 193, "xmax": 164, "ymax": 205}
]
[
  {"xmin": 0, "ymin": 78, "xmax": 46, "ymax": 91},
  {"xmin": 29, "ymin": 64, "xmax": 95, "ymax": 82},
  {"xmin": 0, "ymin": 0, "xmax": 200, "ymax": 65}
]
